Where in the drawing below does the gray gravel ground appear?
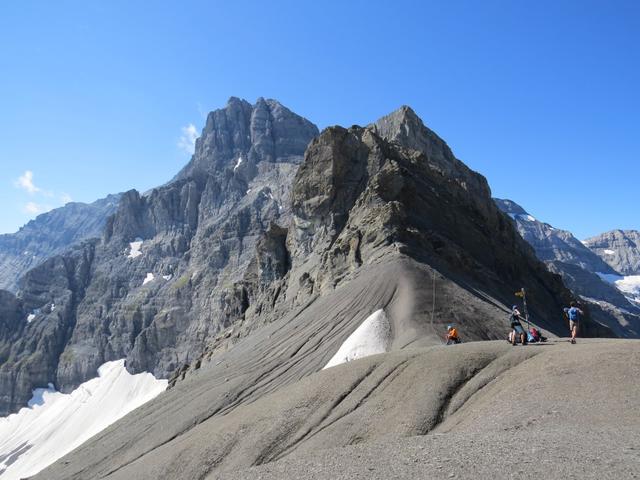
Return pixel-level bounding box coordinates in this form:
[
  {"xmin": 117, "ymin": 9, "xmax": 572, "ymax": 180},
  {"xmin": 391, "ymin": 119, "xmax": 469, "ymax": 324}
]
[
  {"xmin": 223, "ymin": 428, "xmax": 640, "ymax": 480},
  {"xmin": 37, "ymin": 339, "xmax": 640, "ymax": 480}
]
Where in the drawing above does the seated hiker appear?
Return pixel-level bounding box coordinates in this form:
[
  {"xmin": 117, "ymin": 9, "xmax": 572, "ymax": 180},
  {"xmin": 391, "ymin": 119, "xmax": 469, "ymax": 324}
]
[
  {"xmin": 563, "ymin": 301, "xmax": 584, "ymax": 344},
  {"xmin": 445, "ymin": 325, "xmax": 461, "ymax": 345},
  {"xmin": 527, "ymin": 329, "xmax": 537, "ymax": 343},
  {"xmin": 509, "ymin": 305, "xmax": 527, "ymax": 346},
  {"xmin": 527, "ymin": 327, "xmax": 545, "ymax": 343}
]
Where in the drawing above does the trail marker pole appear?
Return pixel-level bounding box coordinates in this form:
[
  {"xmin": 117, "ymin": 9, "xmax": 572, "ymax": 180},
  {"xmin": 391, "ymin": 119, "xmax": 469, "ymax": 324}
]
[{"xmin": 521, "ymin": 288, "xmax": 530, "ymax": 330}]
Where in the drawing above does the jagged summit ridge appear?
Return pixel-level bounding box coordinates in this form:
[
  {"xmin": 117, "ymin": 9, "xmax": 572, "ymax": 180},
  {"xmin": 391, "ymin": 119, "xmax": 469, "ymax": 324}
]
[
  {"xmin": 175, "ymin": 97, "xmax": 318, "ymax": 181},
  {"xmin": 585, "ymin": 229, "xmax": 640, "ymax": 276},
  {"xmin": 371, "ymin": 105, "xmax": 491, "ymax": 200},
  {"xmin": 0, "ymin": 98, "xmax": 318, "ymax": 416}
]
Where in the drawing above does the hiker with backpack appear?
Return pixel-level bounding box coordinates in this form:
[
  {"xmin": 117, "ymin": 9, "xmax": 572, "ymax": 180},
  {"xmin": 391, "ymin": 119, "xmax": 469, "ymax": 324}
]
[
  {"xmin": 445, "ymin": 325, "xmax": 461, "ymax": 345},
  {"xmin": 563, "ymin": 301, "xmax": 584, "ymax": 344},
  {"xmin": 527, "ymin": 327, "xmax": 547, "ymax": 343},
  {"xmin": 509, "ymin": 305, "xmax": 527, "ymax": 346}
]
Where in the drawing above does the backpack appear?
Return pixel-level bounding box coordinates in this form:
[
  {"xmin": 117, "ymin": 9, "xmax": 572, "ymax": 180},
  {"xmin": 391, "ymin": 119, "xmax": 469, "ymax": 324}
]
[{"xmin": 568, "ymin": 307, "xmax": 580, "ymax": 321}]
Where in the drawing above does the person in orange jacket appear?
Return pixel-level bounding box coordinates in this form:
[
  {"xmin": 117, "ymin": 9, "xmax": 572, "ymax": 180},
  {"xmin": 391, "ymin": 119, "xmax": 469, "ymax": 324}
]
[{"xmin": 446, "ymin": 325, "xmax": 461, "ymax": 345}]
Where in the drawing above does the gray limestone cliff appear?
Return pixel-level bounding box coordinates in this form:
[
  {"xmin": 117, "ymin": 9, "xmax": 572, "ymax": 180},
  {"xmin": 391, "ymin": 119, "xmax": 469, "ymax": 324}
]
[
  {"xmin": 0, "ymin": 97, "xmax": 318, "ymax": 415},
  {"xmin": 585, "ymin": 230, "xmax": 640, "ymax": 276},
  {"xmin": 0, "ymin": 194, "xmax": 120, "ymax": 292}
]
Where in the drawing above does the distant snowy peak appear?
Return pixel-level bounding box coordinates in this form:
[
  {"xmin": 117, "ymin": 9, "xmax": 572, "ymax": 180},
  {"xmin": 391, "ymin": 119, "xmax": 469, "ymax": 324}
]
[
  {"xmin": 584, "ymin": 230, "xmax": 640, "ymax": 276},
  {"xmin": 0, "ymin": 360, "xmax": 166, "ymax": 480},
  {"xmin": 493, "ymin": 197, "xmax": 640, "ymax": 333},
  {"xmin": 493, "ymin": 198, "xmax": 612, "ymax": 272}
]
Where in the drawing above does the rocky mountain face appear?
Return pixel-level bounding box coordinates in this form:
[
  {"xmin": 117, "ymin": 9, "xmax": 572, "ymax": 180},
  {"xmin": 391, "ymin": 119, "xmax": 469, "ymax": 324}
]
[
  {"xmin": 173, "ymin": 106, "xmax": 609, "ymax": 385},
  {"xmin": 0, "ymin": 195, "xmax": 120, "ymax": 292},
  {"xmin": 0, "ymin": 100, "xmax": 614, "ymax": 418},
  {"xmin": 0, "ymin": 97, "xmax": 318, "ymax": 416},
  {"xmin": 494, "ymin": 199, "xmax": 640, "ymax": 337},
  {"xmin": 585, "ymin": 230, "xmax": 640, "ymax": 275},
  {"xmin": 33, "ymin": 107, "xmax": 627, "ymax": 480}
]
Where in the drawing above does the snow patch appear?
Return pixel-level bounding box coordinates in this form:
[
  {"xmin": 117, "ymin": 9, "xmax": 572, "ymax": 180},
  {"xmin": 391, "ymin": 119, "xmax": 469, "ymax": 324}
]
[
  {"xmin": 323, "ymin": 309, "xmax": 392, "ymax": 369},
  {"xmin": 162, "ymin": 274, "xmax": 172, "ymax": 281},
  {"xmin": 596, "ymin": 272, "xmax": 640, "ymax": 305},
  {"xmin": 233, "ymin": 156, "xmax": 243, "ymax": 172},
  {"xmin": 604, "ymin": 249, "xmax": 615, "ymax": 255},
  {"xmin": 26, "ymin": 314, "xmax": 35, "ymax": 324},
  {"xmin": 127, "ymin": 238, "xmax": 143, "ymax": 259},
  {"xmin": 0, "ymin": 360, "xmax": 167, "ymax": 480},
  {"xmin": 508, "ymin": 213, "xmax": 537, "ymax": 222},
  {"xmin": 142, "ymin": 273, "xmax": 155, "ymax": 285}
]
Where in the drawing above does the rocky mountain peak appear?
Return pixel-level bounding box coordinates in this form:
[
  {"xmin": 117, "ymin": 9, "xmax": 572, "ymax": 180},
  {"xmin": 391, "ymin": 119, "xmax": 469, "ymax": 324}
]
[
  {"xmin": 175, "ymin": 97, "xmax": 318, "ymax": 181},
  {"xmin": 494, "ymin": 198, "xmax": 640, "ymax": 335},
  {"xmin": 371, "ymin": 106, "xmax": 491, "ymax": 201},
  {"xmin": 585, "ymin": 229, "xmax": 640, "ymax": 275},
  {"xmin": 372, "ymin": 105, "xmax": 433, "ymax": 150},
  {"xmin": 493, "ymin": 198, "xmax": 528, "ymax": 216}
]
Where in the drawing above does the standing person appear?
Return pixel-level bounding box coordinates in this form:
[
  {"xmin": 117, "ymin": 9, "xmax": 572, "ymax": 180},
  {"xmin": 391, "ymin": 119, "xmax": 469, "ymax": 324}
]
[
  {"xmin": 563, "ymin": 301, "xmax": 584, "ymax": 344},
  {"xmin": 445, "ymin": 325, "xmax": 461, "ymax": 345},
  {"xmin": 509, "ymin": 305, "xmax": 527, "ymax": 346}
]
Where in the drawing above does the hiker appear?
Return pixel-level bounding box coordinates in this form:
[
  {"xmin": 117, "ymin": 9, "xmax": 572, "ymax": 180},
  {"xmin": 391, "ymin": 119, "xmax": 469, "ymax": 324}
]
[
  {"xmin": 509, "ymin": 305, "xmax": 527, "ymax": 346},
  {"xmin": 563, "ymin": 301, "xmax": 584, "ymax": 344},
  {"xmin": 527, "ymin": 327, "xmax": 547, "ymax": 343},
  {"xmin": 445, "ymin": 325, "xmax": 461, "ymax": 345}
]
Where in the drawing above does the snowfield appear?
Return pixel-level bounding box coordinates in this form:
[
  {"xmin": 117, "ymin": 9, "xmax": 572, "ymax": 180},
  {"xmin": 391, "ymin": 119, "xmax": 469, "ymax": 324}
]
[
  {"xmin": 323, "ymin": 309, "xmax": 392, "ymax": 369},
  {"xmin": 127, "ymin": 238, "xmax": 143, "ymax": 258},
  {"xmin": 0, "ymin": 360, "xmax": 167, "ymax": 480},
  {"xmin": 596, "ymin": 272, "xmax": 640, "ymax": 305},
  {"xmin": 142, "ymin": 272, "xmax": 155, "ymax": 285}
]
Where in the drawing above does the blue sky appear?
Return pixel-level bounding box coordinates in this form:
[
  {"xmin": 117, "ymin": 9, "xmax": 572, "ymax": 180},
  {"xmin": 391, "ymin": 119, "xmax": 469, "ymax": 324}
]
[{"xmin": 1, "ymin": 0, "xmax": 638, "ymax": 238}]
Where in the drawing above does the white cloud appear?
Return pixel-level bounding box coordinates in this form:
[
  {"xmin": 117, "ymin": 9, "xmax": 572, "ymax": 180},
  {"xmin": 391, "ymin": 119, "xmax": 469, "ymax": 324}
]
[
  {"xmin": 23, "ymin": 202, "xmax": 53, "ymax": 215},
  {"xmin": 197, "ymin": 103, "xmax": 208, "ymax": 120},
  {"xmin": 60, "ymin": 192, "xmax": 73, "ymax": 204},
  {"xmin": 178, "ymin": 123, "xmax": 198, "ymax": 155},
  {"xmin": 15, "ymin": 170, "xmax": 41, "ymax": 194}
]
